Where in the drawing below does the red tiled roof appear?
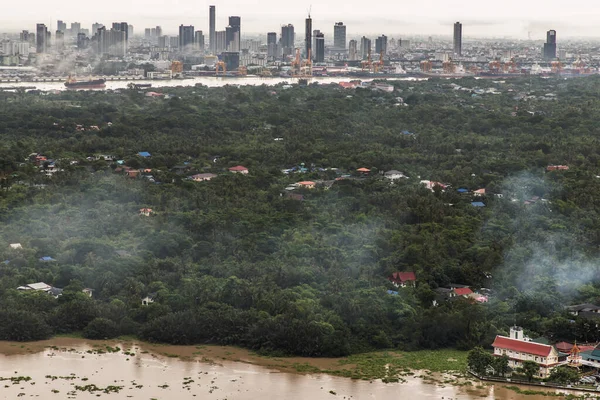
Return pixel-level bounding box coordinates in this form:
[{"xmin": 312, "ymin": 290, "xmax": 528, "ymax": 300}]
[
  {"xmin": 555, "ymin": 341, "xmax": 573, "ymax": 353},
  {"xmin": 492, "ymin": 336, "xmax": 553, "ymax": 357},
  {"xmin": 229, "ymin": 165, "xmax": 248, "ymax": 171},
  {"xmin": 389, "ymin": 271, "xmax": 416, "ymax": 283},
  {"xmin": 454, "ymin": 287, "xmax": 473, "ymax": 296}
]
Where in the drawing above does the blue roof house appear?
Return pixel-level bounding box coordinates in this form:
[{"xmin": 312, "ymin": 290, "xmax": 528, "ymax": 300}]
[
  {"xmin": 471, "ymin": 202, "xmax": 486, "ymax": 207},
  {"xmin": 39, "ymin": 256, "xmax": 56, "ymax": 262},
  {"xmin": 138, "ymin": 152, "xmax": 151, "ymax": 158}
]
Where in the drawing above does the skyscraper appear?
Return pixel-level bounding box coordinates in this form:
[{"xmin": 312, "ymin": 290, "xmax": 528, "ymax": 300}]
[
  {"xmin": 543, "ymin": 30, "xmax": 556, "ymax": 60},
  {"xmin": 348, "ymin": 39, "xmax": 358, "ymax": 61},
  {"xmin": 267, "ymin": 32, "xmax": 277, "ymax": 60},
  {"xmin": 315, "ymin": 32, "xmax": 324, "ymax": 63},
  {"xmin": 209, "ymin": 5, "xmax": 216, "ymax": 54},
  {"xmin": 333, "ymin": 22, "xmax": 346, "ymax": 50},
  {"xmin": 305, "ymin": 14, "xmax": 312, "ymax": 58},
  {"xmin": 215, "ymin": 30, "xmax": 226, "ymax": 54},
  {"xmin": 92, "ymin": 23, "xmax": 104, "ymax": 35},
  {"xmin": 281, "ymin": 24, "xmax": 294, "ymax": 58},
  {"xmin": 55, "ymin": 30, "xmax": 64, "ymax": 50},
  {"xmin": 375, "ymin": 35, "xmax": 387, "ymax": 55},
  {"xmin": 227, "ymin": 16, "xmax": 241, "ymax": 52},
  {"xmin": 360, "ymin": 36, "xmax": 371, "ymax": 60},
  {"xmin": 194, "ymin": 31, "xmax": 205, "ymax": 52},
  {"xmin": 36, "ymin": 24, "xmax": 48, "ymax": 53},
  {"xmin": 179, "ymin": 25, "xmax": 195, "ymax": 51},
  {"xmin": 112, "ymin": 22, "xmax": 129, "ymax": 41},
  {"xmin": 453, "ymin": 22, "xmax": 462, "ymax": 56},
  {"xmin": 57, "ymin": 20, "xmax": 66, "ymax": 33},
  {"xmin": 71, "ymin": 22, "xmax": 81, "ymax": 37}
]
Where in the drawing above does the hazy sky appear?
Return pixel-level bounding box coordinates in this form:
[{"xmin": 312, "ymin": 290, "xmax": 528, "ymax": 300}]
[{"xmin": 3, "ymin": 0, "xmax": 600, "ymax": 38}]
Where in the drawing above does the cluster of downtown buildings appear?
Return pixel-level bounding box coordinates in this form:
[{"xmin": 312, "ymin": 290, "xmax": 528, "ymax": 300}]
[{"xmin": 0, "ymin": 7, "xmax": 576, "ymax": 78}]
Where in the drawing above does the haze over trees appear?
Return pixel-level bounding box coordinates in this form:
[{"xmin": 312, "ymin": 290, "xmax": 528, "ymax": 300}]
[{"xmin": 1, "ymin": 77, "xmax": 600, "ymax": 356}]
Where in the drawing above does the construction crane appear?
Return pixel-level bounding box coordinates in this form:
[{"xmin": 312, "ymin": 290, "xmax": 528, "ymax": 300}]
[
  {"xmin": 361, "ymin": 48, "xmax": 373, "ymax": 72},
  {"xmin": 442, "ymin": 58, "xmax": 455, "ymax": 74},
  {"xmin": 420, "ymin": 60, "xmax": 432, "ymax": 72},
  {"xmin": 373, "ymin": 50, "xmax": 385, "ymax": 73},
  {"xmin": 573, "ymin": 57, "xmax": 586, "ymax": 73},
  {"xmin": 551, "ymin": 60, "xmax": 563, "ymax": 74},
  {"xmin": 215, "ymin": 61, "xmax": 226, "ymax": 76},
  {"xmin": 488, "ymin": 60, "xmax": 501, "ymax": 73},
  {"xmin": 170, "ymin": 61, "xmax": 183, "ymax": 74}
]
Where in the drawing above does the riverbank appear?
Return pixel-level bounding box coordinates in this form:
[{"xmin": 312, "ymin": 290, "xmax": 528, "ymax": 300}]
[
  {"xmin": 2, "ymin": 338, "xmax": 595, "ymax": 399},
  {"xmin": 0, "ymin": 337, "xmax": 468, "ymax": 381}
]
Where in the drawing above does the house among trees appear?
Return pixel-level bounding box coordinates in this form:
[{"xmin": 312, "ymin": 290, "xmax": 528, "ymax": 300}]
[
  {"xmin": 190, "ymin": 173, "xmax": 217, "ymax": 182},
  {"xmin": 297, "ymin": 181, "xmax": 316, "ymax": 189},
  {"xmin": 139, "ymin": 208, "xmax": 153, "ymax": 217},
  {"xmin": 546, "ymin": 165, "xmax": 569, "ymax": 172},
  {"xmin": 492, "ymin": 326, "xmax": 563, "ymax": 379},
  {"xmin": 388, "ymin": 271, "xmax": 416, "ymax": 287},
  {"xmin": 17, "ymin": 282, "xmax": 63, "ymax": 298},
  {"xmin": 384, "ymin": 170, "xmax": 407, "ymax": 180},
  {"xmin": 141, "ymin": 293, "xmax": 156, "ymax": 305},
  {"xmin": 9, "ymin": 243, "xmax": 22, "ymax": 249},
  {"xmin": 229, "ymin": 165, "xmax": 249, "ymax": 174}
]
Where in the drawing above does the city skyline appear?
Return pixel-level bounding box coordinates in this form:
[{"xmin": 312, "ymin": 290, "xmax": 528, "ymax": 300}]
[{"xmin": 3, "ymin": 1, "xmax": 600, "ymax": 38}]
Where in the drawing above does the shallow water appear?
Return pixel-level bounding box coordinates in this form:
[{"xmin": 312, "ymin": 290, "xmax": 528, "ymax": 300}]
[{"xmin": 0, "ymin": 340, "xmax": 586, "ymax": 399}]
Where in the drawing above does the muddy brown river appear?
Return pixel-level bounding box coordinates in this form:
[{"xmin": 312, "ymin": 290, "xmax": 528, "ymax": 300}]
[{"xmin": 0, "ymin": 339, "xmax": 591, "ymax": 399}]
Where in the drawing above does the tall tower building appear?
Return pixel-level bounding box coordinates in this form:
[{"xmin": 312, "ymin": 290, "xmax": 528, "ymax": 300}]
[
  {"xmin": 194, "ymin": 30, "xmax": 205, "ymax": 52},
  {"xmin": 57, "ymin": 20, "xmax": 66, "ymax": 32},
  {"xmin": 453, "ymin": 22, "xmax": 462, "ymax": 56},
  {"xmin": 179, "ymin": 25, "xmax": 195, "ymax": 51},
  {"xmin": 305, "ymin": 14, "xmax": 312, "ymax": 58},
  {"xmin": 360, "ymin": 36, "xmax": 371, "ymax": 60},
  {"xmin": 281, "ymin": 24, "xmax": 294, "ymax": 58},
  {"xmin": 315, "ymin": 32, "xmax": 324, "ymax": 63},
  {"xmin": 267, "ymin": 32, "xmax": 277, "ymax": 60},
  {"xmin": 227, "ymin": 16, "xmax": 241, "ymax": 52},
  {"xmin": 36, "ymin": 23, "xmax": 48, "ymax": 53},
  {"xmin": 543, "ymin": 30, "xmax": 556, "ymax": 60},
  {"xmin": 333, "ymin": 22, "xmax": 346, "ymax": 50},
  {"xmin": 348, "ymin": 39, "xmax": 358, "ymax": 61},
  {"xmin": 209, "ymin": 5, "xmax": 216, "ymax": 53},
  {"xmin": 92, "ymin": 23, "xmax": 104, "ymax": 35},
  {"xmin": 375, "ymin": 35, "xmax": 387, "ymax": 55},
  {"xmin": 71, "ymin": 22, "xmax": 81, "ymax": 36},
  {"xmin": 112, "ymin": 22, "xmax": 129, "ymax": 41}
]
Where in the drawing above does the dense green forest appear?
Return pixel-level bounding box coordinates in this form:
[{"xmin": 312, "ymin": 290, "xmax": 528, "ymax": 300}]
[{"xmin": 1, "ymin": 77, "xmax": 600, "ymax": 355}]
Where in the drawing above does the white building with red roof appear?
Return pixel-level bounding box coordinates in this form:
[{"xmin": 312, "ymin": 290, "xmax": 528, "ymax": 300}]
[
  {"xmin": 492, "ymin": 326, "xmax": 563, "ymax": 378},
  {"xmin": 388, "ymin": 272, "xmax": 416, "ymax": 288}
]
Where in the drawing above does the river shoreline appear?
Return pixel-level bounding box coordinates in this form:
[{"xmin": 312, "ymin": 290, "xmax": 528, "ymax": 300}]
[{"xmin": 0, "ymin": 338, "xmax": 595, "ymax": 399}]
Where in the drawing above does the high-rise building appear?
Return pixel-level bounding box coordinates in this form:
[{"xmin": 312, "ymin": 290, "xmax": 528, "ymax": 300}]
[
  {"xmin": 360, "ymin": 36, "xmax": 371, "ymax": 60},
  {"xmin": 348, "ymin": 39, "xmax": 358, "ymax": 61},
  {"xmin": 305, "ymin": 15, "xmax": 312, "ymax": 58},
  {"xmin": 145, "ymin": 28, "xmax": 151, "ymax": 40},
  {"xmin": 128, "ymin": 25, "xmax": 134, "ymax": 38},
  {"xmin": 179, "ymin": 25, "xmax": 195, "ymax": 51},
  {"xmin": 543, "ymin": 30, "xmax": 556, "ymax": 60},
  {"xmin": 222, "ymin": 51, "xmax": 240, "ymax": 70},
  {"xmin": 209, "ymin": 5, "xmax": 216, "ymax": 54},
  {"xmin": 375, "ymin": 35, "xmax": 387, "ymax": 55},
  {"xmin": 55, "ymin": 30, "xmax": 64, "ymax": 50},
  {"xmin": 315, "ymin": 32, "xmax": 324, "ymax": 63},
  {"xmin": 36, "ymin": 24, "xmax": 48, "ymax": 53},
  {"xmin": 281, "ymin": 24, "xmax": 294, "ymax": 58},
  {"xmin": 155, "ymin": 26, "xmax": 162, "ymax": 38},
  {"xmin": 158, "ymin": 35, "xmax": 169, "ymax": 48},
  {"xmin": 215, "ymin": 30, "xmax": 227, "ymax": 54},
  {"xmin": 96, "ymin": 26, "xmax": 127, "ymax": 57},
  {"xmin": 194, "ymin": 30, "xmax": 205, "ymax": 52},
  {"xmin": 71, "ymin": 22, "xmax": 81, "ymax": 37},
  {"xmin": 57, "ymin": 20, "xmax": 66, "ymax": 32},
  {"xmin": 92, "ymin": 23, "xmax": 104, "ymax": 35},
  {"xmin": 77, "ymin": 33, "xmax": 89, "ymax": 49},
  {"xmin": 112, "ymin": 22, "xmax": 128, "ymax": 41},
  {"xmin": 267, "ymin": 32, "xmax": 277, "ymax": 60},
  {"xmin": 313, "ymin": 29, "xmax": 320, "ymax": 56},
  {"xmin": 453, "ymin": 22, "xmax": 462, "ymax": 56},
  {"xmin": 333, "ymin": 22, "xmax": 346, "ymax": 50},
  {"xmin": 227, "ymin": 16, "xmax": 241, "ymax": 52}
]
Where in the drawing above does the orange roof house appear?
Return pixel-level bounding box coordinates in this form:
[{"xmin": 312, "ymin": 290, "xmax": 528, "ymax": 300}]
[
  {"xmin": 388, "ymin": 271, "xmax": 416, "ymax": 287},
  {"xmin": 229, "ymin": 165, "xmax": 249, "ymax": 174}
]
